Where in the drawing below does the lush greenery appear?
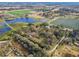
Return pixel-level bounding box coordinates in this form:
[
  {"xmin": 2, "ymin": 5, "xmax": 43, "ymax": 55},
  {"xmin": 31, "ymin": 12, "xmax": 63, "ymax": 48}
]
[{"xmin": 1, "ymin": 23, "xmax": 79, "ymax": 56}]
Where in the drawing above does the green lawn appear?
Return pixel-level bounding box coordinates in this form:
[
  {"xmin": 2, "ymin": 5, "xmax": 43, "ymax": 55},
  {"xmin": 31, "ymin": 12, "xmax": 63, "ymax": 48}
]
[{"xmin": 5, "ymin": 10, "xmax": 32, "ymax": 17}]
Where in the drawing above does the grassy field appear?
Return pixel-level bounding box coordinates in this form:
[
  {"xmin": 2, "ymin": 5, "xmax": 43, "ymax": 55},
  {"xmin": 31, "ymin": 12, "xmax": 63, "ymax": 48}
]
[
  {"xmin": 0, "ymin": 23, "xmax": 28, "ymax": 41},
  {"xmin": 5, "ymin": 9, "xmax": 32, "ymax": 17},
  {"xmin": 0, "ymin": 30, "xmax": 13, "ymax": 41}
]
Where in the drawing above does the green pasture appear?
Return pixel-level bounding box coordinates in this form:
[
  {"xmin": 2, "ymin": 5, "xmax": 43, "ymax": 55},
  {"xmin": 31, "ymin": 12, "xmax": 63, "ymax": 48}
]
[{"xmin": 5, "ymin": 10, "xmax": 32, "ymax": 17}]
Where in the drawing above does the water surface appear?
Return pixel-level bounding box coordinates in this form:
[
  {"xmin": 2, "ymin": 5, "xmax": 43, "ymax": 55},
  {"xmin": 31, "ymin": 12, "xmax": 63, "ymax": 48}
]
[
  {"xmin": 0, "ymin": 18, "xmax": 37, "ymax": 35},
  {"xmin": 52, "ymin": 18, "xmax": 79, "ymax": 29}
]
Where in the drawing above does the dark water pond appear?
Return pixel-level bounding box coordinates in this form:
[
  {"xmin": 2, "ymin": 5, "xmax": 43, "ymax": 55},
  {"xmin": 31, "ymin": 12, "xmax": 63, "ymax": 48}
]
[
  {"xmin": 6, "ymin": 18, "xmax": 37, "ymax": 24},
  {"xmin": 0, "ymin": 26, "xmax": 11, "ymax": 35}
]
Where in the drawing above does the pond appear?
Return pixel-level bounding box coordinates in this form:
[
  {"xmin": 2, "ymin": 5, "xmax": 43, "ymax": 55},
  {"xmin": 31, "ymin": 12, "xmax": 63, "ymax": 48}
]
[
  {"xmin": 0, "ymin": 18, "xmax": 37, "ymax": 35},
  {"xmin": 51, "ymin": 18, "xmax": 79, "ymax": 29},
  {"xmin": 0, "ymin": 26, "xmax": 11, "ymax": 35},
  {"xmin": 5, "ymin": 18, "xmax": 37, "ymax": 24}
]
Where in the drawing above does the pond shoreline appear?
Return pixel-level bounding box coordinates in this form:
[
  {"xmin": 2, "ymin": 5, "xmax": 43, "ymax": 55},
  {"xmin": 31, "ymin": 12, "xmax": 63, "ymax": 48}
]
[{"xmin": 49, "ymin": 16, "xmax": 79, "ymax": 30}]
